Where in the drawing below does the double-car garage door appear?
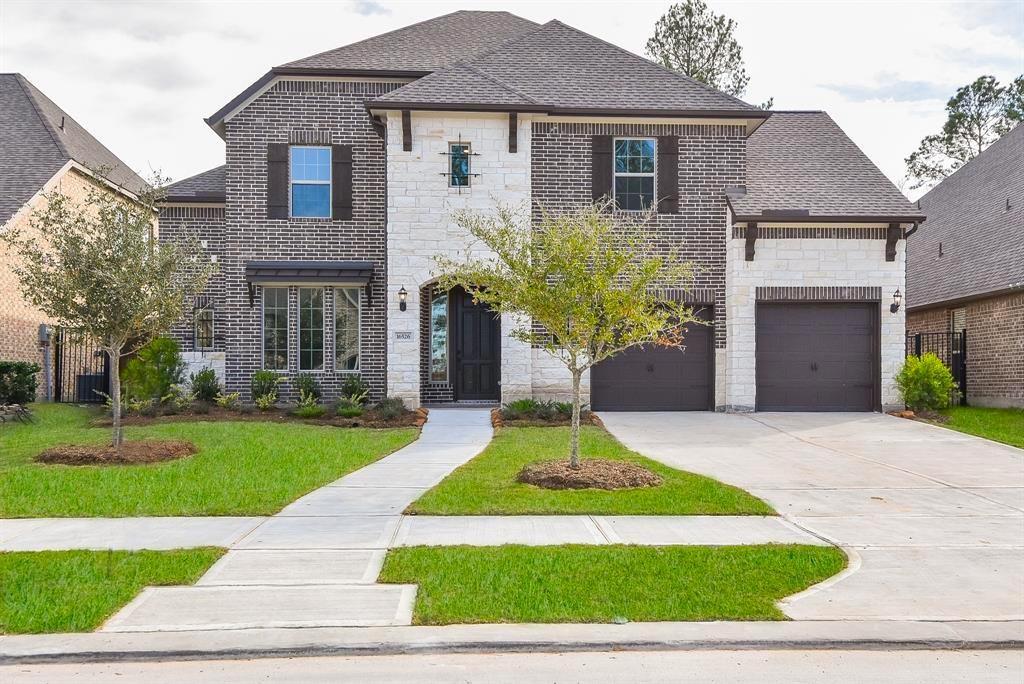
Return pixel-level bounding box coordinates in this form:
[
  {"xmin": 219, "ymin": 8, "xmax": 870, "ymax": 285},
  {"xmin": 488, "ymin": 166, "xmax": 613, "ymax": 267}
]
[{"xmin": 591, "ymin": 302, "xmax": 879, "ymax": 412}]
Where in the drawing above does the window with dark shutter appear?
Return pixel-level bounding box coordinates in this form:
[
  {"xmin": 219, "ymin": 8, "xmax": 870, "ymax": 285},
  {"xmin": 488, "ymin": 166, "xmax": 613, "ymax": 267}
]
[
  {"xmin": 591, "ymin": 135, "xmax": 613, "ymax": 200},
  {"xmin": 656, "ymin": 136, "xmax": 679, "ymax": 214},
  {"xmin": 332, "ymin": 144, "xmax": 353, "ymax": 220},
  {"xmin": 266, "ymin": 143, "xmax": 289, "ymax": 219}
]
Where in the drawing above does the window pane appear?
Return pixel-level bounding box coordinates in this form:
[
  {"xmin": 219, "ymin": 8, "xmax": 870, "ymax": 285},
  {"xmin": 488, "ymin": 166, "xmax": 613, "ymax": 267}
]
[
  {"xmin": 194, "ymin": 307, "xmax": 214, "ymax": 350},
  {"xmin": 290, "ymin": 146, "xmax": 331, "ymax": 182},
  {"xmin": 299, "ymin": 288, "xmax": 324, "ymax": 371},
  {"xmin": 291, "ymin": 184, "xmax": 330, "ymax": 217},
  {"xmin": 262, "ymin": 287, "xmax": 289, "ymax": 370},
  {"xmin": 449, "ymin": 143, "xmax": 470, "ymax": 187},
  {"xmin": 430, "ymin": 291, "xmax": 448, "ymax": 382},
  {"xmin": 335, "ymin": 288, "xmax": 360, "ymax": 371}
]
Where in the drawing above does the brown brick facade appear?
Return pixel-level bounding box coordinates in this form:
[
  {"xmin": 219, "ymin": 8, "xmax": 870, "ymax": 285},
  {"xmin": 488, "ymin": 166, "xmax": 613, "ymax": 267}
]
[
  {"xmin": 531, "ymin": 122, "xmax": 746, "ymax": 348},
  {"xmin": 907, "ymin": 291, "xmax": 1024, "ymax": 407}
]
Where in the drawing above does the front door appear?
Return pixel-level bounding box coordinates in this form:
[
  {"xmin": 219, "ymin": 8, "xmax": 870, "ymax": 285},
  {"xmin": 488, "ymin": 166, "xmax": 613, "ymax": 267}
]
[{"xmin": 453, "ymin": 287, "xmax": 500, "ymax": 401}]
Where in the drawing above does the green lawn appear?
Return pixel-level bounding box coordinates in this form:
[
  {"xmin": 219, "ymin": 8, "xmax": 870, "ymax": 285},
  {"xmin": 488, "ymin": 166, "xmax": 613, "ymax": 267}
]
[
  {"xmin": 0, "ymin": 404, "xmax": 417, "ymax": 517},
  {"xmin": 380, "ymin": 544, "xmax": 845, "ymax": 624},
  {"xmin": 937, "ymin": 406, "xmax": 1024, "ymax": 448},
  {"xmin": 407, "ymin": 426, "xmax": 772, "ymax": 515},
  {"xmin": 0, "ymin": 548, "xmax": 223, "ymax": 634}
]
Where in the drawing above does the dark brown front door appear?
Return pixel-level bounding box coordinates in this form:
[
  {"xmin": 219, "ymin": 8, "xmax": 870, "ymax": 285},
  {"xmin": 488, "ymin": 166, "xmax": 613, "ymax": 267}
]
[
  {"xmin": 453, "ymin": 288, "xmax": 500, "ymax": 401},
  {"xmin": 590, "ymin": 310, "xmax": 714, "ymax": 411},
  {"xmin": 756, "ymin": 302, "xmax": 879, "ymax": 411}
]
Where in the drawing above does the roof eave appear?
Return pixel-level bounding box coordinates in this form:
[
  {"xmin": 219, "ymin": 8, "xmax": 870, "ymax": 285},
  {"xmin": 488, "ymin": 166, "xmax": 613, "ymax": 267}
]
[
  {"xmin": 367, "ymin": 100, "xmax": 770, "ymax": 121},
  {"xmin": 732, "ymin": 212, "xmax": 927, "ymax": 224}
]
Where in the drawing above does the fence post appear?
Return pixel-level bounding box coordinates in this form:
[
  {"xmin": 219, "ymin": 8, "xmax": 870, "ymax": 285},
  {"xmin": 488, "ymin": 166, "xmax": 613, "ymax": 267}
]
[
  {"xmin": 913, "ymin": 333, "xmax": 921, "ymax": 357},
  {"xmin": 960, "ymin": 330, "xmax": 968, "ymax": 406}
]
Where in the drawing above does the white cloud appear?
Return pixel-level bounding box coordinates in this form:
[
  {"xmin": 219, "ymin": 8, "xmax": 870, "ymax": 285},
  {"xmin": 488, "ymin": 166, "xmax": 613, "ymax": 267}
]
[{"xmin": 0, "ymin": 0, "xmax": 1019, "ymax": 198}]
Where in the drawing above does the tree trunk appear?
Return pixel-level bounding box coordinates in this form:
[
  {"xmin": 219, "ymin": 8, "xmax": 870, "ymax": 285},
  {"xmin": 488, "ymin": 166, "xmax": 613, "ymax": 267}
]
[
  {"xmin": 569, "ymin": 369, "xmax": 582, "ymax": 470},
  {"xmin": 107, "ymin": 346, "xmax": 123, "ymax": 448}
]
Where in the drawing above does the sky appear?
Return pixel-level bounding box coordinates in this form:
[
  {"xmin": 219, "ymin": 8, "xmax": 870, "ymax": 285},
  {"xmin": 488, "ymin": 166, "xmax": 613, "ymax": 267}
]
[{"xmin": 1, "ymin": 0, "xmax": 1021, "ymax": 199}]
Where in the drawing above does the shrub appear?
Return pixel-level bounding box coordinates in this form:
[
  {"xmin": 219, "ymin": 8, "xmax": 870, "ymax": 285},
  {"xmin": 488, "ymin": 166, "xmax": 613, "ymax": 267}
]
[
  {"xmin": 502, "ymin": 398, "xmax": 540, "ymax": 419},
  {"xmin": 341, "ymin": 375, "xmax": 371, "ymax": 405},
  {"xmin": 337, "ymin": 405, "xmax": 364, "ymax": 418},
  {"xmin": 123, "ymin": 337, "xmax": 185, "ymax": 400},
  {"xmin": 189, "ymin": 368, "xmax": 221, "ymax": 402},
  {"xmin": 214, "ymin": 391, "xmax": 240, "ymax": 409},
  {"xmin": 375, "ymin": 396, "xmax": 408, "ymax": 420},
  {"xmin": 0, "ymin": 361, "xmax": 40, "ymax": 404},
  {"xmin": 250, "ymin": 370, "xmax": 281, "ymax": 404},
  {"xmin": 294, "ymin": 373, "xmax": 322, "ymax": 402},
  {"xmin": 895, "ymin": 353, "xmax": 959, "ymax": 411},
  {"xmin": 254, "ymin": 393, "xmax": 277, "ymax": 411},
  {"xmin": 294, "ymin": 403, "xmax": 327, "ymax": 418}
]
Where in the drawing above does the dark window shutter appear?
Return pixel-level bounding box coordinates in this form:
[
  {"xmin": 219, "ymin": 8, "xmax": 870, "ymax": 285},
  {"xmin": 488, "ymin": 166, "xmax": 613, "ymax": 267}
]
[
  {"xmin": 657, "ymin": 136, "xmax": 679, "ymax": 214},
  {"xmin": 266, "ymin": 143, "xmax": 288, "ymax": 219},
  {"xmin": 591, "ymin": 135, "xmax": 613, "ymax": 201},
  {"xmin": 332, "ymin": 144, "xmax": 353, "ymax": 221}
]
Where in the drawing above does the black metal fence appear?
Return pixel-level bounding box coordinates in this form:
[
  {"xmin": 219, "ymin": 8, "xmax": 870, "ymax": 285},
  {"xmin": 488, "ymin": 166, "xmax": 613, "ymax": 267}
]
[
  {"xmin": 53, "ymin": 330, "xmax": 110, "ymax": 403},
  {"xmin": 906, "ymin": 330, "xmax": 967, "ymax": 406}
]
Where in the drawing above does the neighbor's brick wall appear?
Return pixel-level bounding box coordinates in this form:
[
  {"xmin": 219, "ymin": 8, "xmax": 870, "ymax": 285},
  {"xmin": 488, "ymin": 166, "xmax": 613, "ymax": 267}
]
[
  {"xmin": 965, "ymin": 292, "xmax": 1023, "ymax": 407},
  {"xmin": 217, "ymin": 79, "xmax": 401, "ymax": 402},
  {"xmin": 906, "ymin": 307, "xmax": 950, "ymax": 336}
]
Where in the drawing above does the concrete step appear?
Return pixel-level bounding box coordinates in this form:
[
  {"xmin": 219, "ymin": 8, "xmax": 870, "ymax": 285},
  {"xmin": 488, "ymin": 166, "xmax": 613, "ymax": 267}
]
[
  {"xmin": 102, "ymin": 583, "xmax": 417, "ymax": 632},
  {"xmin": 197, "ymin": 549, "xmax": 385, "ymax": 586}
]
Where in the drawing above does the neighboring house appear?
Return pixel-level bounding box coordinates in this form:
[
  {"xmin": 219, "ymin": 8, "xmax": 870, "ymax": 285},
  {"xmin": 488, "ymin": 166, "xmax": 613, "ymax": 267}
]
[
  {"xmin": 0, "ymin": 73, "xmax": 147, "ymax": 397},
  {"xmin": 161, "ymin": 10, "xmax": 922, "ymax": 412},
  {"xmin": 906, "ymin": 125, "xmax": 1023, "ymax": 408}
]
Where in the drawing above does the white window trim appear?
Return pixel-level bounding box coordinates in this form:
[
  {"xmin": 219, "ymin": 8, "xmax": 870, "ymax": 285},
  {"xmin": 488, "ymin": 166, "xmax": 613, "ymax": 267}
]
[
  {"xmin": 298, "ymin": 287, "xmax": 327, "ymax": 372},
  {"xmin": 612, "ymin": 137, "xmax": 657, "ymax": 212},
  {"xmin": 289, "ymin": 145, "xmax": 332, "ymax": 219},
  {"xmin": 194, "ymin": 305, "xmax": 215, "ymax": 351},
  {"xmin": 448, "ymin": 141, "xmax": 472, "ymax": 189},
  {"xmin": 261, "ymin": 286, "xmax": 290, "ymax": 372},
  {"xmin": 334, "ymin": 287, "xmax": 362, "ymax": 374}
]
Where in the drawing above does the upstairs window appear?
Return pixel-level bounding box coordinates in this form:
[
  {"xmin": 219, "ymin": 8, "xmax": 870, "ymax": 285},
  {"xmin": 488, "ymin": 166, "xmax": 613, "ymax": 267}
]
[
  {"xmin": 449, "ymin": 142, "xmax": 471, "ymax": 187},
  {"xmin": 613, "ymin": 138, "xmax": 655, "ymax": 210},
  {"xmin": 290, "ymin": 146, "xmax": 331, "ymax": 218}
]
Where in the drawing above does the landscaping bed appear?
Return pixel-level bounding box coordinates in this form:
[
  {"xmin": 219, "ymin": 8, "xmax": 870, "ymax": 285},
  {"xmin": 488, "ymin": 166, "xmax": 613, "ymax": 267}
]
[
  {"xmin": 0, "ymin": 548, "xmax": 223, "ymax": 634},
  {"xmin": 35, "ymin": 439, "xmax": 196, "ymax": 465},
  {"xmin": 518, "ymin": 458, "xmax": 662, "ymax": 490},
  {"xmin": 0, "ymin": 403, "xmax": 417, "ymax": 517},
  {"xmin": 97, "ymin": 405, "xmax": 428, "ymax": 430},
  {"xmin": 379, "ymin": 544, "xmax": 846, "ymax": 625},
  {"xmin": 492, "ymin": 399, "xmax": 599, "ymax": 428},
  {"xmin": 406, "ymin": 425, "xmax": 773, "ymax": 516}
]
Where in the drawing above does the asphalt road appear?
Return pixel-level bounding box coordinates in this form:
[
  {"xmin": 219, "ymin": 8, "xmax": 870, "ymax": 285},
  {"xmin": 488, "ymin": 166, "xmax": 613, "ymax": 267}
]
[{"xmin": 3, "ymin": 650, "xmax": 1022, "ymax": 683}]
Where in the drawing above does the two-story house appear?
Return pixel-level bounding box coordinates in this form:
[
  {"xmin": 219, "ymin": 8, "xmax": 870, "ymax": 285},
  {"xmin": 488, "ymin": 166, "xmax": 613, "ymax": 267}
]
[{"xmin": 161, "ymin": 10, "xmax": 923, "ymax": 412}]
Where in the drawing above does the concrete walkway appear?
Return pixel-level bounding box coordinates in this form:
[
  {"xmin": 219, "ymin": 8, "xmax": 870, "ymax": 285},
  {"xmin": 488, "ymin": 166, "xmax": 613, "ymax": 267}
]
[
  {"xmin": 0, "ymin": 517, "xmax": 265, "ymax": 551},
  {"xmin": 600, "ymin": 411, "xmax": 1024, "ymax": 622}
]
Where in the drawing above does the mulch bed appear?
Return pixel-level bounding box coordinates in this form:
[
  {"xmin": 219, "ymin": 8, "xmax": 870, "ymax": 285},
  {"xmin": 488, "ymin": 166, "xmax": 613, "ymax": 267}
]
[
  {"xmin": 491, "ymin": 408, "xmax": 601, "ymax": 429},
  {"xmin": 35, "ymin": 440, "xmax": 197, "ymax": 466},
  {"xmin": 889, "ymin": 409, "xmax": 951, "ymax": 424},
  {"xmin": 94, "ymin": 406, "xmax": 428, "ymax": 429},
  {"xmin": 517, "ymin": 458, "xmax": 663, "ymax": 490}
]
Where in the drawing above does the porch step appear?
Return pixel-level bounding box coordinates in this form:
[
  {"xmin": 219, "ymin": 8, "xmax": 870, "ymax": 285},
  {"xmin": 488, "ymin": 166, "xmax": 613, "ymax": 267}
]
[{"xmin": 102, "ymin": 583, "xmax": 417, "ymax": 632}]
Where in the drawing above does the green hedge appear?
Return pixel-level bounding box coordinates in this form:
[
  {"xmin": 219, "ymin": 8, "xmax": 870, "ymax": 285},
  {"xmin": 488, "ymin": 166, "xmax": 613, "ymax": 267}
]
[{"xmin": 0, "ymin": 361, "xmax": 40, "ymax": 404}]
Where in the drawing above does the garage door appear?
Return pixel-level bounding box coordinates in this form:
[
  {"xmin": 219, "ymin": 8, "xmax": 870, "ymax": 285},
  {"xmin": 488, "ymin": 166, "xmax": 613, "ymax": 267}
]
[
  {"xmin": 756, "ymin": 303, "xmax": 878, "ymax": 411},
  {"xmin": 591, "ymin": 313, "xmax": 713, "ymax": 411}
]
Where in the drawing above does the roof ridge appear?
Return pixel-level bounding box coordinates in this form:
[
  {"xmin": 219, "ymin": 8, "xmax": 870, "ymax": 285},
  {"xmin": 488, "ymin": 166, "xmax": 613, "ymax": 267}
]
[
  {"xmin": 461, "ymin": 63, "xmax": 541, "ymax": 105},
  {"xmin": 544, "ymin": 20, "xmax": 757, "ymax": 111},
  {"xmin": 14, "ymin": 74, "xmax": 69, "ymax": 160},
  {"xmin": 167, "ymin": 164, "xmax": 226, "ymax": 189}
]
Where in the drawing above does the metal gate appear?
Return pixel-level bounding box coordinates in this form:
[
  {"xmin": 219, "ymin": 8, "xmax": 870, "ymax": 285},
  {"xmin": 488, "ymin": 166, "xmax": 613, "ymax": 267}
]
[
  {"xmin": 906, "ymin": 330, "xmax": 967, "ymax": 406},
  {"xmin": 53, "ymin": 330, "xmax": 110, "ymax": 403}
]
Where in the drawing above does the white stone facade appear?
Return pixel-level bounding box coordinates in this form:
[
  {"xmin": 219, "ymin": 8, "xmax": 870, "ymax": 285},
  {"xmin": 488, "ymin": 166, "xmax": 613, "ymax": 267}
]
[
  {"xmin": 385, "ymin": 111, "xmax": 534, "ymax": 407},
  {"xmin": 724, "ymin": 226, "xmax": 906, "ymax": 411}
]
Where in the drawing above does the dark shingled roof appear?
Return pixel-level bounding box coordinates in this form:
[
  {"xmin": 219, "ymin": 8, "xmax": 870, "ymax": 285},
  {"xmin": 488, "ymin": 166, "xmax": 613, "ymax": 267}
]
[
  {"xmin": 0, "ymin": 73, "xmax": 147, "ymax": 225},
  {"xmin": 278, "ymin": 11, "xmax": 540, "ymax": 73},
  {"xmin": 727, "ymin": 111, "xmax": 922, "ymax": 222},
  {"xmin": 907, "ymin": 124, "xmax": 1024, "ymax": 310},
  {"xmin": 373, "ymin": 20, "xmax": 758, "ymax": 114},
  {"xmin": 164, "ymin": 165, "xmax": 226, "ymax": 203}
]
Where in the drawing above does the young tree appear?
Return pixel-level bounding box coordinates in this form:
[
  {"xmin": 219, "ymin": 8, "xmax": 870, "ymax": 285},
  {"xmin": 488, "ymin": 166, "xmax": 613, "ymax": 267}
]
[
  {"xmin": 436, "ymin": 201, "xmax": 698, "ymax": 469},
  {"xmin": 646, "ymin": 0, "xmax": 772, "ymax": 108},
  {"xmin": 3, "ymin": 174, "xmax": 215, "ymax": 447},
  {"xmin": 905, "ymin": 75, "xmax": 1023, "ymax": 190}
]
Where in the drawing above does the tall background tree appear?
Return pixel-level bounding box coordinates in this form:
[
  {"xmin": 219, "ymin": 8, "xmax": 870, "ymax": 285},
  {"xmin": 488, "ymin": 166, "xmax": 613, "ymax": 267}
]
[
  {"xmin": 3, "ymin": 174, "xmax": 215, "ymax": 447},
  {"xmin": 437, "ymin": 201, "xmax": 698, "ymax": 470},
  {"xmin": 905, "ymin": 74, "xmax": 1023, "ymax": 190},
  {"xmin": 646, "ymin": 0, "xmax": 773, "ymax": 109}
]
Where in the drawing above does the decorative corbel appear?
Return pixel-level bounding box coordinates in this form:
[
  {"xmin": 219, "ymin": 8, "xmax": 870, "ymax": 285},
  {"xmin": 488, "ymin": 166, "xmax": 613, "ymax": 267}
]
[
  {"xmin": 885, "ymin": 223, "xmax": 901, "ymax": 262},
  {"xmin": 401, "ymin": 110, "xmax": 412, "ymax": 152},
  {"xmin": 744, "ymin": 222, "xmax": 758, "ymax": 261}
]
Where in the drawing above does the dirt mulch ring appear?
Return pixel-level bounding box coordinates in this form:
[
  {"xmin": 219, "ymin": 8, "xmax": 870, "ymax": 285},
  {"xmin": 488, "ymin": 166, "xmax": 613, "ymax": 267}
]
[
  {"xmin": 35, "ymin": 440, "xmax": 197, "ymax": 466},
  {"xmin": 889, "ymin": 409, "xmax": 951, "ymax": 424},
  {"xmin": 94, "ymin": 406, "xmax": 427, "ymax": 429},
  {"xmin": 517, "ymin": 458, "xmax": 663, "ymax": 490},
  {"xmin": 491, "ymin": 408, "xmax": 601, "ymax": 429}
]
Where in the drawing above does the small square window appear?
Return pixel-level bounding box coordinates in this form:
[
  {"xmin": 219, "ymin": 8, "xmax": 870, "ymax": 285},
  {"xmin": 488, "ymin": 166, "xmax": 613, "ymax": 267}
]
[
  {"xmin": 449, "ymin": 143, "xmax": 471, "ymax": 187},
  {"xmin": 613, "ymin": 138, "xmax": 656, "ymax": 210},
  {"xmin": 290, "ymin": 146, "xmax": 331, "ymax": 218}
]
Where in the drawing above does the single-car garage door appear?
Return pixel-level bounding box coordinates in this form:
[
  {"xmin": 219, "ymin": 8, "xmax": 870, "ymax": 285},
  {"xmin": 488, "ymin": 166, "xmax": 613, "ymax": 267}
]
[
  {"xmin": 591, "ymin": 313, "xmax": 713, "ymax": 411},
  {"xmin": 756, "ymin": 303, "xmax": 878, "ymax": 411}
]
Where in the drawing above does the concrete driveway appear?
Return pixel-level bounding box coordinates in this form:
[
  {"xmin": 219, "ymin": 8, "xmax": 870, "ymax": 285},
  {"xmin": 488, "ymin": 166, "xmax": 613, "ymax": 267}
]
[{"xmin": 599, "ymin": 412, "xmax": 1024, "ymax": 621}]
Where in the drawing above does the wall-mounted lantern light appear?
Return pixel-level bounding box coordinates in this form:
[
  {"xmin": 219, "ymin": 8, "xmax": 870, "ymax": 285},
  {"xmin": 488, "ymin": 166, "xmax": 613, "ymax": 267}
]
[
  {"xmin": 398, "ymin": 286, "xmax": 408, "ymax": 312},
  {"xmin": 890, "ymin": 288, "xmax": 902, "ymax": 314}
]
